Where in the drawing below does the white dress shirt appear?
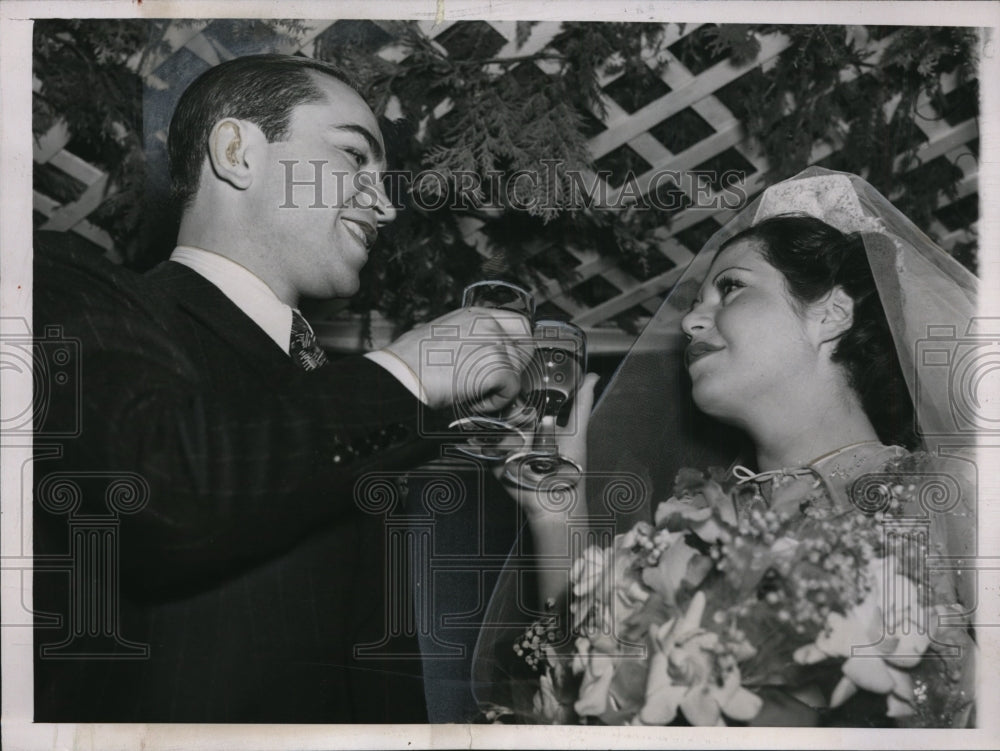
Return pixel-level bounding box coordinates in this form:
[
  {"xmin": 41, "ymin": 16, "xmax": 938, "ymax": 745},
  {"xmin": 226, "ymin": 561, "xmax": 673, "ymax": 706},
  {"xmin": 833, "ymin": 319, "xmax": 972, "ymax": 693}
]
[{"xmin": 169, "ymin": 246, "xmax": 427, "ymax": 402}]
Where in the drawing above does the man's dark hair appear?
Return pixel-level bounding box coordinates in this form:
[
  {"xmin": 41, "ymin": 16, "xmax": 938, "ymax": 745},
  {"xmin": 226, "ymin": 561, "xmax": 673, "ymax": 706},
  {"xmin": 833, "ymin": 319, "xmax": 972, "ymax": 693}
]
[
  {"xmin": 721, "ymin": 214, "xmax": 917, "ymax": 449},
  {"xmin": 167, "ymin": 54, "xmax": 358, "ymax": 209}
]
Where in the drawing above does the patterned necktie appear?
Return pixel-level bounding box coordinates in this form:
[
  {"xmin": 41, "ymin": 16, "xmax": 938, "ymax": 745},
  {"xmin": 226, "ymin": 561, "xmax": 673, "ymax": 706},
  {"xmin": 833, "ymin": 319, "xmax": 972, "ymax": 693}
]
[{"xmin": 289, "ymin": 309, "xmax": 329, "ymax": 371}]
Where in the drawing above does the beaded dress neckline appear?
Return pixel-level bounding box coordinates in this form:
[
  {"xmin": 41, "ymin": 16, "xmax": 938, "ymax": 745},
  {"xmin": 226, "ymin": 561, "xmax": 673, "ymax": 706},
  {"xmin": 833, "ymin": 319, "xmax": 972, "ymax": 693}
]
[{"xmin": 731, "ymin": 441, "xmax": 907, "ymax": 519}]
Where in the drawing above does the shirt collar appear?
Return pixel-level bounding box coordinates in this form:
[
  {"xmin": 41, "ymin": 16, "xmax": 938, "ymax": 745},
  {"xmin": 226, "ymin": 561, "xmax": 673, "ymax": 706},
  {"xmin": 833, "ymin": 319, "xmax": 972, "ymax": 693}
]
[{"xmin": 170, "ymin": 246, "xmax": 294, "ymax": 354}]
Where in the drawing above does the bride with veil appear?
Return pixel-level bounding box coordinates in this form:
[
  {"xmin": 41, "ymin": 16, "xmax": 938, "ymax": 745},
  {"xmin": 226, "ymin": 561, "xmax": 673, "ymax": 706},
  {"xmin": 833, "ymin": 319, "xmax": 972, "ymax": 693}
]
[{"xmin": 472, "ymin": 167, "xmax": 978, "ymax": 727}]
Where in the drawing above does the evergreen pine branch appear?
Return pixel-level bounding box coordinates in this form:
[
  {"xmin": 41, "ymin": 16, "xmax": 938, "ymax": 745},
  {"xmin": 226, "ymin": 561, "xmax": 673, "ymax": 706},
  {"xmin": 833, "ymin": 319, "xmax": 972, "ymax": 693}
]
[{"xmin": 33, "ymin": 19, "xmax": 979, "ymax": 329}]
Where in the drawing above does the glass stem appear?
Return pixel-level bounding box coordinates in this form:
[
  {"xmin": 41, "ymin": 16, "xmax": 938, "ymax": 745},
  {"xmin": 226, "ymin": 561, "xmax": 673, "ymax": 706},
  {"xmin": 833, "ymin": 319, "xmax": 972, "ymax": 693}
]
[{"xmin": 532, "ymin": 415, "xmax": 559, "ymax": 453}]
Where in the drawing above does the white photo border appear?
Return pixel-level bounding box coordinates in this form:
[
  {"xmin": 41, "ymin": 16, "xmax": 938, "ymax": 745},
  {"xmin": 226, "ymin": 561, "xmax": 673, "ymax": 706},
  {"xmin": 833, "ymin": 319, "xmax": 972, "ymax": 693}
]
[{"xmin": 2, "ymin": 2, "xmax": 998, "ymax": 749}]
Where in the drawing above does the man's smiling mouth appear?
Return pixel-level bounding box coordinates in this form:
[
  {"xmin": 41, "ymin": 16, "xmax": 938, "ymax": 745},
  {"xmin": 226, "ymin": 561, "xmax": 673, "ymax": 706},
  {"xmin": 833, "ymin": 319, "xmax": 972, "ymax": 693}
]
[{"xmin": 342, "ymin": 218, "xmax": 376, "ymax": 248}]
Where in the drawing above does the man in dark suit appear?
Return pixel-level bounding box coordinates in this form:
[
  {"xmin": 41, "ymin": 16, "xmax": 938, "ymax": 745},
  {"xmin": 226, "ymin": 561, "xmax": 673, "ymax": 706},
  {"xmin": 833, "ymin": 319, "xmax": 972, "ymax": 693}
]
[{"xmin": 32, "ymin": 54, "xmax": 529, "ymax": 723}]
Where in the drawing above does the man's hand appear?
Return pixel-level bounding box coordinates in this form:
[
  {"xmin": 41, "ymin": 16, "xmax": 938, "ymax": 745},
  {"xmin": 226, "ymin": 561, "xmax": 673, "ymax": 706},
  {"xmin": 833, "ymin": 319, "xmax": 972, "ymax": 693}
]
[{"xmin": 379, "ymin": 307, "xmax": 535, "ymax": 411}]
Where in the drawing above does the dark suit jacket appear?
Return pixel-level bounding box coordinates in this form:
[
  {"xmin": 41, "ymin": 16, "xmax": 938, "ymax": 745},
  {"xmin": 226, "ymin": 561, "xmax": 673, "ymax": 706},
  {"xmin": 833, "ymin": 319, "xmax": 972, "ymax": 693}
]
[{"xmin": 33, "ymin": 233, "xmax": 439, "ymax": 723}]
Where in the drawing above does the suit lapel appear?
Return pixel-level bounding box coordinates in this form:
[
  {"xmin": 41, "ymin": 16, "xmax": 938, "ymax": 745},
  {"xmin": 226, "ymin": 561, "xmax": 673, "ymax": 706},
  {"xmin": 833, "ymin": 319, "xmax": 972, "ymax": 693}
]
[{"xmin": 145, "ymin": 261, "xmax": 293, "ymax": 375}]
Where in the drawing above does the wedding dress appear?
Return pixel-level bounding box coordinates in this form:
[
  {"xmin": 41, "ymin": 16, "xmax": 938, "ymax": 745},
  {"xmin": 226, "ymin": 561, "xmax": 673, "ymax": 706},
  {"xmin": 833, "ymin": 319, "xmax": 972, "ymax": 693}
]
[{"xmin": 472, "ymin": 167, "xmax": 979, "ymax": 727}]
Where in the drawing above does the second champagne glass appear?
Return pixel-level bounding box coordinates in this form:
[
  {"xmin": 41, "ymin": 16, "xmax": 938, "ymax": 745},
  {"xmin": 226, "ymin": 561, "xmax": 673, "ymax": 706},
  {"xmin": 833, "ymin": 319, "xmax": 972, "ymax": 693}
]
[{"xmin": 502, "ymin": 320, "xmax": 587, "ymax": 490}]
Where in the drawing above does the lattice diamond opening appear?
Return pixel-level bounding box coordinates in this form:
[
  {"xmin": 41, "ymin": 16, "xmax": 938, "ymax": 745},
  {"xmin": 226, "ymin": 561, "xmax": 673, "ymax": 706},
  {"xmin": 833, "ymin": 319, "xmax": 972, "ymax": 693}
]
[
  {"xmin": 434, "ymin": 21, "xmax": 508, "ymax": 60},
  {"xmin": 527, "ymin": 245, "xmax": 582, "ymax": 281},
  {"xmin": 942, "ymin": 81, "xmax": 978, "ymax": 126},
  {"xmin": 617, "ymin": 249, "xmax": 676, "ymax": 282},
  {"xmin": 675, "ymin": 217, "xmax": 724, "ymax": 255},
  {"xmin": 602, "ymin": 64, "xmax": 671, "ymax": 113},
  {"xmin": 507, "ymin": 61, "xmax": 551, "ymax": 90},
  {"xmin": 572, "ymin": 275, "xmax": 622, "ymax": 308},
  {"xmin": 669, "ymin": 24, "xmax": 730, "ymax": 75},
  {"xmin": 712, "ymin": 66, "xmax": 767, "ymax": 122},
  {"xmin": 35, "ymin": 162, "xmax": 87, "ymax": 205},
  {"xmin": 595, "ymin": 143, "xmax": 653, "ymax": 187},
  {"xmin": 201, "ymin": 20, "xmax": 293, "ymax": 56},
  {"xmin": 691, "ymin": 147, "xmax": 758, "ymax": 192},
  {"xmin": 535, "ymin": 300, "xmax": 573, "ymax": 321},
  {"xmin": 575, "ymin": 106, "xmax": 608, "ymax": 138},
  {"xmin": 934, "ymin": 193, "xmax": 978, "ymax": 232},
  {"xmin": 651, "ymin": 179, "xmax": 693, "ymax": 216},
  {"xmin": 649, "ymin": 107, "xmax": 717, "ymax": 154},
  {"xmin": 318, "ymin": 20, "xmax": 394, "ymax": 54}
]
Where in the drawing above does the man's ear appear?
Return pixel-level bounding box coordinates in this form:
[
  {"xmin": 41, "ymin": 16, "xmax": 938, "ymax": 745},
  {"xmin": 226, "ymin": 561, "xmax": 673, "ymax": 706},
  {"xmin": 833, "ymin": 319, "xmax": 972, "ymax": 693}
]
[
  {"xmin": 207, "ymin": 119, "xmax": 255, "ymax": 190},
  {"xmin": 817, "ymin": 285, "xmax": 855, "ymax": 344}
]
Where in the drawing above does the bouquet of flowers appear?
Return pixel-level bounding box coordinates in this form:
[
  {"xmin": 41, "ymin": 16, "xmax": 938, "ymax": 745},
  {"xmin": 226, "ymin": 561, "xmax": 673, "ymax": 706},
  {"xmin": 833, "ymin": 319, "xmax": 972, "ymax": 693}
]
[{"xmin": 502, "ymin": 458, "xmax": 975, "ymax": 727}]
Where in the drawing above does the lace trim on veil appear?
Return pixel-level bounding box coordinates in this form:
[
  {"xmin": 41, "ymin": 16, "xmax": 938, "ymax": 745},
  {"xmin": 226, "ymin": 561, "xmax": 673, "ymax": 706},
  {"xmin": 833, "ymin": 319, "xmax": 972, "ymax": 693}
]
[{"xmin": 754, "ymin": 174, "xmax": 886, "ymax": 236}]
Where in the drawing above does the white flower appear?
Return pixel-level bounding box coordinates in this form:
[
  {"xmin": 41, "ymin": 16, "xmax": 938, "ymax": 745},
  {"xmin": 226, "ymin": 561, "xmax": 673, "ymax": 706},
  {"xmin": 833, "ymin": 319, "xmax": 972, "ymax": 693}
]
[
  {"xmin": 533, "ymin": 671, "xmax": 561, "ymax": 722},
  {"xmin": 571, "ymin": 545, "xmax": 609, "ymax": 600},
  {"xmin": 622, "ymin": 520, "xmax": 655, "ymax": 549},
  {"xmin": 635, "ymin": 592, "xmax": 762, "ymax": 726},
  {"xmin": 793, "ymin": 555, "xmax": 932, "ymax": 716},
  {"xmin": 572, "ymin": 634, "xmax": 620, "ymax": 717}
]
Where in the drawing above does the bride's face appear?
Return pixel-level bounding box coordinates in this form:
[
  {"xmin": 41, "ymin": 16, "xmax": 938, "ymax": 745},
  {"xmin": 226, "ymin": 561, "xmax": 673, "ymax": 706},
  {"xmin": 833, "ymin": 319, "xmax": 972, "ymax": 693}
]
[{"xmin": 680, "ymin": 238, "xmax": 821, "ymax": 424}]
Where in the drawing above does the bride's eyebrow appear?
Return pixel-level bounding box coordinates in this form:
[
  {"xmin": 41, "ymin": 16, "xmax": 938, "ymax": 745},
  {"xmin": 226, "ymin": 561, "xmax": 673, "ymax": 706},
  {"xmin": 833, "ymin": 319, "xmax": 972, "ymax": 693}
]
[
  {"xmin": 711, "ymin": 265, "xmax": 753, "ymax": 283},
  {"xmin": 686, "ymin": 265, "xmax": 755, "ymax": 311}
]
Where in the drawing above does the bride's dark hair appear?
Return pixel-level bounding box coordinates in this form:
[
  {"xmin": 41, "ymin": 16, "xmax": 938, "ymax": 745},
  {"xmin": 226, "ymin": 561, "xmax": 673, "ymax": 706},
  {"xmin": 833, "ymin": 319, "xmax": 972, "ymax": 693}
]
[{"xmin": 721, "ymin": 214, "xmax": 917, "ymax": 448}]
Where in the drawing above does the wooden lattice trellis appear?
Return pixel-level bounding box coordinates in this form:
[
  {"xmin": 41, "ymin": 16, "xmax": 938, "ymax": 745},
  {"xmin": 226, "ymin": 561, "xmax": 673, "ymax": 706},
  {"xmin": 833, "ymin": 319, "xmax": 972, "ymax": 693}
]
[{"xmin": 33, "ymin": 19, "xmax": 980, "ymax": 354}]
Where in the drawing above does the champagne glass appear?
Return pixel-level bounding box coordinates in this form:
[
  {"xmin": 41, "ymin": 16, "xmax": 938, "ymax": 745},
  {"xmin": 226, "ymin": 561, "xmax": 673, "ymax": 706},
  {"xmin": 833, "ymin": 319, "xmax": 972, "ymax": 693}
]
[
  {"xmin": 449, "ymin": 281, "xmax": 537, "ymax": 460},
  {"xmin": 461, "ymin": 280, "xmax": 535, "ymax": 318},
  {"xmin": 502, "ymin": 320, "xmax": 587, "ymax": 490}
]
